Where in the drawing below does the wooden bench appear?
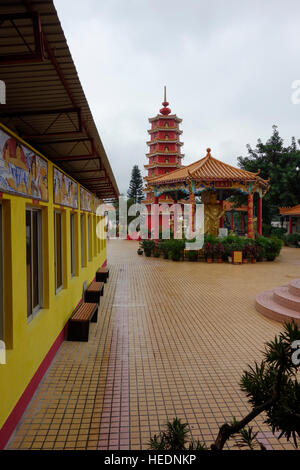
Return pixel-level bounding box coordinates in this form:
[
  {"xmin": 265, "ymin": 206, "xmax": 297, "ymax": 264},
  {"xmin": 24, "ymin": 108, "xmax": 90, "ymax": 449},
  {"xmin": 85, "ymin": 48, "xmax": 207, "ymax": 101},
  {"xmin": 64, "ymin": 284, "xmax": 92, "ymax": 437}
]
[
  {"xmin": 85, "ymin": 281, "xmax": 104, "ymax": 304},
  {"xmin": 96, "ymin": 267, "xmax": 109, "ymax": 283},
  {"xmin": 67, "ymin": 302, "xmax": 98, "ymax": 342}
]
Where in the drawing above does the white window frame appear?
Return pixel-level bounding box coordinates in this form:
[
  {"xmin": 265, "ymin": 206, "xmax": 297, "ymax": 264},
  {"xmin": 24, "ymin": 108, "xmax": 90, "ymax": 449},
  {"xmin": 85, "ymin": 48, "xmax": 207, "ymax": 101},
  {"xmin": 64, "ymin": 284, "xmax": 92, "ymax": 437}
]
[
  {"xmin": 26, "ymin": 207, "xmax": 43, "ymax": 322},
  {"xmin": 54, "ymin": 210, "xmax": 63, "ymax": 293}
]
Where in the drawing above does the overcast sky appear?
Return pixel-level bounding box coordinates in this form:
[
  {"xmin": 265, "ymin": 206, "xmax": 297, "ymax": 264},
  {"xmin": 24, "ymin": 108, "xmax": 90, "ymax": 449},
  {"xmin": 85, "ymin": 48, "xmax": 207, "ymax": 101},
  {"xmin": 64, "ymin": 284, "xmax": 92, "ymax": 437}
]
[{"xmin": 55, "ymin": 0, "xmax": 300, "ymax": 195}]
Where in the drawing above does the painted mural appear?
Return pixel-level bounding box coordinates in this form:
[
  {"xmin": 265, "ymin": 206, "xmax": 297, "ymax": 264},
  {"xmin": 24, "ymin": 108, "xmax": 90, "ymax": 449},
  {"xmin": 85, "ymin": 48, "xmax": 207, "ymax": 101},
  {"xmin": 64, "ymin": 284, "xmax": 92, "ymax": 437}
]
[
  {"xmin": 80, "ymin": 187, "xmax": 93, "ymax": 212},
  {"xmin": 0, "ymin": 128, "xmax": 48, "ymax": 200},
  {"xmin": 53, "ymin": 168, "xmax": 78, "ymax": 208}
]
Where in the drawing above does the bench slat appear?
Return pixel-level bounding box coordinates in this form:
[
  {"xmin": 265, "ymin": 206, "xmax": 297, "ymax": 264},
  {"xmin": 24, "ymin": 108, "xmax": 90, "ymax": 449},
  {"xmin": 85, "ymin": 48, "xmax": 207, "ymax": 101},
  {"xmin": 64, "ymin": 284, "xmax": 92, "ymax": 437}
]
[
  {"xmin": 87, "ymin": 281, "xmax": 104, "ymax": 293},
  {"xmin": 71, "ymin": 302, "xmax": 98, "ymax": 322}
]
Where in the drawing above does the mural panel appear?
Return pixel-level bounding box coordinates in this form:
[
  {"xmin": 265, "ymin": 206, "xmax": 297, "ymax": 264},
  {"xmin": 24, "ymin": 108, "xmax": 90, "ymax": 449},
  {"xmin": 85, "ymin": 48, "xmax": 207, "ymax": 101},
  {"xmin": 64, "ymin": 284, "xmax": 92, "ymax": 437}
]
[
  {"xmin": 0, "ymin": 128, "xmax": 48, "ymax": 200},
  {"xmin": 53, "ymin": 167, "xmax": 78, "ymax": 208}
]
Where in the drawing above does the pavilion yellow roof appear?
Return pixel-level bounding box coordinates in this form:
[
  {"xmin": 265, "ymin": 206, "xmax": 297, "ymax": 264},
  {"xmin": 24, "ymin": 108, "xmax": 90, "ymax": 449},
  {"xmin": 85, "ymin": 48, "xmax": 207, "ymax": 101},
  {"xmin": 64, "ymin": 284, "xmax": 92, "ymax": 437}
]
[
  {"xmin": 279, "ymin": 204, "xmax": 300, "ymax": 216},
  {"xmin": 149, "ymin": 148, "xmax": 268, "ymax": 185}
]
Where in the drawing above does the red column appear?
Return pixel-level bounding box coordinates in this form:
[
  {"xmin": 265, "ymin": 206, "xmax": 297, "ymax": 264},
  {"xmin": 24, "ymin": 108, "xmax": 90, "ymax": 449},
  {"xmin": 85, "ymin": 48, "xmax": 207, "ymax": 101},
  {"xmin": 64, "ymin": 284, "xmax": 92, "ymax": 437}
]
[
  {"xmin": 289, "ymin": 216, "xmax": 293, "ymax": 234},
  {"xmin": 219, "ymin": 201, "xmax": 224, "ymax": 228},
  {"xmin": 247, "ymin": 193, "xmax": 254, "ymax": 239},
  {"xmin": 152, "ymin": 196, "xmax": 159, "ymax": 240},
  {"xmin": 189, "ymin": 192, "xmax": 195, "ymax": 233},
  {"xmin": 257, "ymin": 196, "xmax": 262, "ymax": 235}
]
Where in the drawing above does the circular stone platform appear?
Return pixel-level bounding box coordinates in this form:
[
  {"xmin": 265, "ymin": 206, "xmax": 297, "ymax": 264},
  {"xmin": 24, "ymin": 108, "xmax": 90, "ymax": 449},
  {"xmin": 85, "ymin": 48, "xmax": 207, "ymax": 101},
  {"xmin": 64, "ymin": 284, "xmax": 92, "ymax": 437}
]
[{"xmin": 255, "ymin": 278, "xmax": 300, "ymax": 325}]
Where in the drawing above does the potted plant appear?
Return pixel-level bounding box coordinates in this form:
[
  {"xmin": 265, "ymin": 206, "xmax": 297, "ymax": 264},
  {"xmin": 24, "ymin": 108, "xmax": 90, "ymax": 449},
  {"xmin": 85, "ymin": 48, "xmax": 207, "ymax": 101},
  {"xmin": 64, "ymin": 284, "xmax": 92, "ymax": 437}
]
[
  {"xmin": 169, "ymin": 239, "xmax": 185, "ymax": 261},
  {"xmin": 137, "ymin": 247, "xmax": 143, "ymax": 255},
  {"xmin": 214, "ymin": 243, "xmax": 225, "ymax": 263},
  {"xmin": 186, "ymin": 250, "xmax": 198, "ymax": 262},
  {"xmin": 248, "ymin": 244, "xmax": 258, "ymax": 263},
  {"xmin": 242, "ymin": 243, "xmax": 252, "ymax": 264},
  {"xmin": 204, "ymin": 242, "xmax": 214, "ymax": 263},
  {"xmin": 140, "ymin": 239, "xmax": 155, "ymax": 257}
]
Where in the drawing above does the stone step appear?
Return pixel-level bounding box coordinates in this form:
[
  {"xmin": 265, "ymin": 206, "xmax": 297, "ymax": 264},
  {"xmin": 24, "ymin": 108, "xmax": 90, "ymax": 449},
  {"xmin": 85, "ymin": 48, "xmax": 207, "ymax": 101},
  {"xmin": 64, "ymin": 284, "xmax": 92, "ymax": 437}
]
[
  {"xmin": 289, "ymin": 279, "xmax": 300, "ymax": 297},
  {"xmin": 255, "ymin": 289, "xmax": 300, "ymax": 326},
  {"xmin": 273, "ymin": 286, "xmax": 300, "ymax": 312}
]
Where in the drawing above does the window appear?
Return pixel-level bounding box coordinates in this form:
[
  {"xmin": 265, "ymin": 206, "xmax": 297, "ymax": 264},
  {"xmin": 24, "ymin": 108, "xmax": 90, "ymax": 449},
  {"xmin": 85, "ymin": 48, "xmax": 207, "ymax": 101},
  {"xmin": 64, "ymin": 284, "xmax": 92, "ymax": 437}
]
[
  {"xmin": 81, "ymin": 214, "xmax": 84, "ymax": 267},
  {"xmin": 26, "ymin": 208, "xmax": 43, "ymax": 319},
  {"xmin": 88, "ymin": 216, "xmax": 91, "ymax": 261},
  {"xmin": 70, "ymin": 213, "xmax": 75, "ymax": 277},
  {"xmin": 0, "ymin": 205, "xmax": 3, "ymax": 339},
  {"xmin": 54, "ymin": 211, "xmax": 63, "ymax": 292}
]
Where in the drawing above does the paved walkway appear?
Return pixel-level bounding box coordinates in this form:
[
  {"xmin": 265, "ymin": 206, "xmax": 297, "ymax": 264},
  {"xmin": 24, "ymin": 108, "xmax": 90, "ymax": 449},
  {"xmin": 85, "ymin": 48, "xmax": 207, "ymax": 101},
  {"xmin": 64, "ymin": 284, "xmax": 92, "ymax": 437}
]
[{"xmin": 7, "ymin": 241, "xmax": 300, "ymax": 450}]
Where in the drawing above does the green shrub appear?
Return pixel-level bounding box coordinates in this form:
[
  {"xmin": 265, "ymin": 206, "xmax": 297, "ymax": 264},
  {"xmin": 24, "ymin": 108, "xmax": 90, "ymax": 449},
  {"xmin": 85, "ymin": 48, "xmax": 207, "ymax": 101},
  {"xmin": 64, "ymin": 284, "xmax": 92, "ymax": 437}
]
[
  {"xmin": 256, "ymin": 235, "xmax": 282, "ymax": 261},
  {"xmin": 140, "ymin": 239, "xmax": 155, "ymax": 257},
  {"xmin": 167, "ymin": 239, "xmax": 185, "ymax": 261},
  {"xmin": 186, "ymin": 250, "xmax": 198, "ymax": 261},
  {"xmin": 286, "ymin": 233, "xmax": 300, "ymax": 246}
]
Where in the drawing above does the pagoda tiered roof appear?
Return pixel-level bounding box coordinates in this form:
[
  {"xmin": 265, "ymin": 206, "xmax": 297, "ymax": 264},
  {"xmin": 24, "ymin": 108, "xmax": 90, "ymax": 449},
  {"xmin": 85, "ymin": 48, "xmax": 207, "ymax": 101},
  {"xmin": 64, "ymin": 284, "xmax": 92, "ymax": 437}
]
[
  {"xmin": 148, "ymin": 114, "xmax": 182, "ymax": 123},
  {"xmin": 149, "ymin": 149, "xmax": 269, "ymax": 186}
]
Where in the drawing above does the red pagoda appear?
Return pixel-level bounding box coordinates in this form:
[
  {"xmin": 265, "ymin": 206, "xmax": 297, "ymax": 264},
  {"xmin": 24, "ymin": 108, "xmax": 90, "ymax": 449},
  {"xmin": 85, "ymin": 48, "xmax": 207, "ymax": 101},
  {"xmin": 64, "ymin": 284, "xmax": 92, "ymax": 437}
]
[{"xmin": 142, "ymin": 87, "xmax": 184, "ymax": 221}]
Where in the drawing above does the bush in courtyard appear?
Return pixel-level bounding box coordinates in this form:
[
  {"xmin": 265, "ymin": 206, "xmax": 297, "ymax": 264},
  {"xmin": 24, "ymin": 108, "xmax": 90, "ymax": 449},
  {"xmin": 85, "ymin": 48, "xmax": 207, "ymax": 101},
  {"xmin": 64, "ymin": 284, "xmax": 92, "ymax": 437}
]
[
  {"xmin": 286, "ymin": 233, "xmax": 300, "ymax": 247},
  {"xmin": 150, "ymin": 321, "xmax": 300, "ymax": 451},
  {"xmin": 140, "ymin": 239, "xmax": 155, "ymax": 257},
  {"xmin": 214, "ymin": 243, "xmax": 225, "ymax": 260},
  {"xmin": 185, "ymin": 250, "xmax": 198, "ymax": 261}
]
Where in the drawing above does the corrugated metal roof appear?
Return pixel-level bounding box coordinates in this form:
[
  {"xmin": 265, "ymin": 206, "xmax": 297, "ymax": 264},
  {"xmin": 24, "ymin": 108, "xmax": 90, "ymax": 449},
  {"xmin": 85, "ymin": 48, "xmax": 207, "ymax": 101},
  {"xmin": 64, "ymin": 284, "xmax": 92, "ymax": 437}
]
[{"xmin": 0, "ymin": 0, "xmax": 118, "ymax": 200}]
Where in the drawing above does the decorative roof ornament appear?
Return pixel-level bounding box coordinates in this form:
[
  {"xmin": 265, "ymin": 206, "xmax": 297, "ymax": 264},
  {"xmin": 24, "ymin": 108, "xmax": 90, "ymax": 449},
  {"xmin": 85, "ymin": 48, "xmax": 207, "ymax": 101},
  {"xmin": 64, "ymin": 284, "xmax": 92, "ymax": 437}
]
[{"xmin": 160, "ymin": 86, "xmax": 171, "ymax": 115}]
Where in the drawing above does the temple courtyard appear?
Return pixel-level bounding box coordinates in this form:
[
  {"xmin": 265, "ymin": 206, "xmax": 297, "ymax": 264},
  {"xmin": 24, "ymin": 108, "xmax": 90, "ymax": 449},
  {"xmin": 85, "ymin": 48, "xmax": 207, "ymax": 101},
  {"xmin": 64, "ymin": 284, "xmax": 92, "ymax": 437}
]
[{"xmin": 7, "ymin": 240, "xmax": 300, "ymax": 450}]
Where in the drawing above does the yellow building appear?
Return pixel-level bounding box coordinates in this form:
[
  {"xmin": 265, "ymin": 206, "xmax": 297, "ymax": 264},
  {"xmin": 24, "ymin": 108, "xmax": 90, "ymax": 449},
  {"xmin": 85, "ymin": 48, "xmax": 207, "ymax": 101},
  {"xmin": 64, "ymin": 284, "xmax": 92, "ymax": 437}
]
[{"xmin": 0, "ymin": 1, "xmax": 118, "ymax": 448}]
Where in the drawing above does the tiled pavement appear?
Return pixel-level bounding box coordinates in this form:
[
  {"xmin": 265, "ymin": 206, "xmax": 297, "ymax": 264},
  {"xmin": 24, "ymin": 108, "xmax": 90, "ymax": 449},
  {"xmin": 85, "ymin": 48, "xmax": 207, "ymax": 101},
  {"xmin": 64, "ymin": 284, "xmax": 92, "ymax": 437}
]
[{"xmin": 7, "ymin": 240, "xmax": 300, "ymax": 450}]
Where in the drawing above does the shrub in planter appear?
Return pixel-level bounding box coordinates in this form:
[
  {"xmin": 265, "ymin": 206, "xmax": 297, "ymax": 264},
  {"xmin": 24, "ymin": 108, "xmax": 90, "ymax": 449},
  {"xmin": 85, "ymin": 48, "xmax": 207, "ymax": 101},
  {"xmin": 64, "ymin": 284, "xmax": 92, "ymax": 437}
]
[
  {"xmin": 265, "ymin": 236, "xmax": 283, "ymax": 261},
  {"xmin": 137, "ymin": 248, "xmax": 143, "ymax": 255},
  {"xmin": 140, "ymin": 239, "xmax": 155, "ymax": 257},
  {"xmin": 159, "ymin": 240, "xmax": 169, "ymax": 259},
  {"xmin": 242, "ymin": 243, "xmax": 252, "ymax": 263},
  {"xmin": 204, "ymin": 241, "xmax": 214, "ymax": 262},
  {"xmin": 286, "ymin": 233, "xmax": 300, "ymax": 247},
  {"xmin": 214, "ymin": 243, "xmax": 225, "ymax": 262},
  {"xmin": 248, "ymin": 244, "xmax": 258, "ymax": 263},
  {"xmin": 168, "ymin": 239, "xmax": 185, "ymax": 261},
  {"xmin": 186, "ymin": 250, "xmax": 198, "ymax": 261}
]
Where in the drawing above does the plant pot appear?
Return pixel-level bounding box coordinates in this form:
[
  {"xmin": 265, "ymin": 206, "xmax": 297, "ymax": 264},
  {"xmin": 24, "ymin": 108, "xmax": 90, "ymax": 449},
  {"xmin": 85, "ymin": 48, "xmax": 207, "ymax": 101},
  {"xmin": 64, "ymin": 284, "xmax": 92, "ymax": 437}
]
[
  {"xmin": 242, "ymin": 259, "xmax": 248, "ymax": 264},
  {"xmin": 251, "ymin": 258, "xmax": 256, "ymax": 264},
  {"xmin": 217, "ymin": 258, "xmax": 223, "ymax": 263},
  {"xmin": 206, "ymin": 258, "xmax": 213, "ymax": 263},
  {"xmin": 228, "ymin": 256, "xmax": 232, "ymax": 263},
  {"xmin": 137, "ymin": 249, "xmax": 143, "ymax": 255},
  {"xmin": 144, "ymin": 251, "xmax": 152, "ymax": 257}
]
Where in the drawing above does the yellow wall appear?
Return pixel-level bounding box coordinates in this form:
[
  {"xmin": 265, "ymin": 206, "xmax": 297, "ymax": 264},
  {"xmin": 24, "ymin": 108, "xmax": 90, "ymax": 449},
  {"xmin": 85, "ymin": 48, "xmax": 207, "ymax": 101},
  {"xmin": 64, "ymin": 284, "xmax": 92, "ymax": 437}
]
[{"xmin": 0, "ymin": 124, "xmax": 107, "ymax": 430}]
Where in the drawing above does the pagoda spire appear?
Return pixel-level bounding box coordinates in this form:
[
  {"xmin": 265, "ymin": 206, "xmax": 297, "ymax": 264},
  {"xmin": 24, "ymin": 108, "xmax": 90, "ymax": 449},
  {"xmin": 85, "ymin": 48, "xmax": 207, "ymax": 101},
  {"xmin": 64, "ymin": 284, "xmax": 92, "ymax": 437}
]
[{"xmin": 160, "ymin": 86, "xmax": 171, "ymax": 115}]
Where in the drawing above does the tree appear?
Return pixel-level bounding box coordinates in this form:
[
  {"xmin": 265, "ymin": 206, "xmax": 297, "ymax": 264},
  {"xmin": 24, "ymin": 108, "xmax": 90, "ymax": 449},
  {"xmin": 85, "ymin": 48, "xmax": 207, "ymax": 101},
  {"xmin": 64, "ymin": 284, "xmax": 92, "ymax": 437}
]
[
  {"xmin": 149, "ymin": 321, "xmax": 300, "ymax": 451},
  {"xmin": 235, "ymin": 126, "xmax": 300, "ymax": 224},
  {"xmin": 127, "ymin": 165, "xmax": 144, "ymax": 203}
]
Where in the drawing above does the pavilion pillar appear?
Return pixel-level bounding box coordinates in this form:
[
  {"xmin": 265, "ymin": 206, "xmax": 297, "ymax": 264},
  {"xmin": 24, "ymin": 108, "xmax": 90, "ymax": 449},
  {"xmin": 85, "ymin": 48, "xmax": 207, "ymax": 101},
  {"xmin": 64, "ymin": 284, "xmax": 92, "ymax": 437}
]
[
  {"xmin": 257, "ymin": 196, "xmax": 263, "ymax": 236},
  {"xmin": 189, "ymin": 191, "xmax": 195, "ymax": 233},
  {"xmin": 219, "ymin": 201, "xmax": 224, "ymax": 228},
  {"xmin": 289, "ymin": 216, "xmax": 293, "ymax": 235},
  {"xmin": 152, "ymin": 196, "xmax": 159, "ymax": 240},
  {"xmin": 247, "ymin": 193, "xmax": 254, "ymax": 239}
]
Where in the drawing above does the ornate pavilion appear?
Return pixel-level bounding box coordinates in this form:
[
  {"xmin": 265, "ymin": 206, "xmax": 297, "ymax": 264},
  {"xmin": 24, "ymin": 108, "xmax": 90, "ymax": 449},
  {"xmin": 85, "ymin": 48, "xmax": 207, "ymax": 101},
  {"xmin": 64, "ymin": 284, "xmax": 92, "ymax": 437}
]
[
  {"xmin": 146, "ymin": 148, "xmax": 269, "ymax": 238},
  {"xmin": 279, "ymin": 204, "xmax": 300, "ymax": 234}
]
